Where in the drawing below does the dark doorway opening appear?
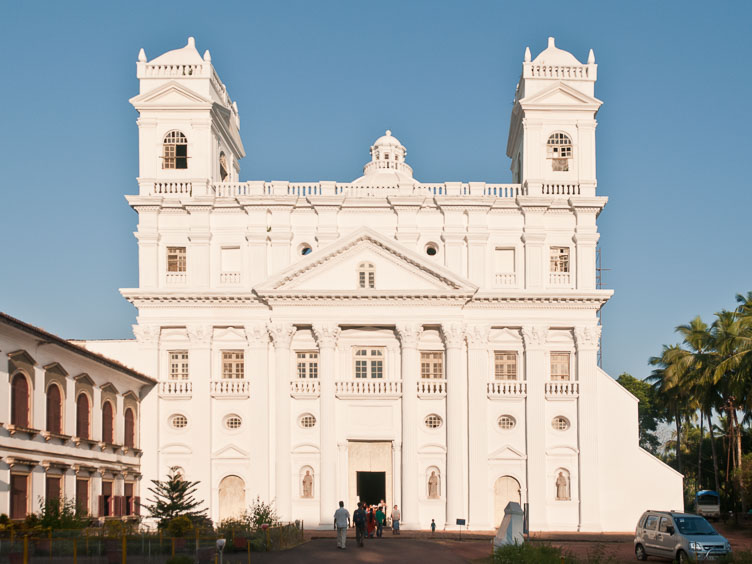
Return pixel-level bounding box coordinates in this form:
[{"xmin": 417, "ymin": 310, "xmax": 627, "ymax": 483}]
[{"xmin": 356, "ymin": 471, "xmax": 385, "ymax": 506}]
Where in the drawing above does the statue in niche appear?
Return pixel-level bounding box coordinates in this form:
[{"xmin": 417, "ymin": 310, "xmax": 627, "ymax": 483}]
[
  {"xmin": 302, "ymin": 470, "xmax": 313, "ymax": 498},
  {"xmin": 555, "ymin": 471, "xmax": 569, "ymax": 500},
  {"xmin": 428, "ymin": 470, "xmax": 440, "ymax": 499}
]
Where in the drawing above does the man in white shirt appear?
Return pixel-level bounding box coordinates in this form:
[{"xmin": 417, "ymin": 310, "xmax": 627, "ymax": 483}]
[{"xmin": 333, "ymin": 500, "xmax": 351, "ymax": 549}]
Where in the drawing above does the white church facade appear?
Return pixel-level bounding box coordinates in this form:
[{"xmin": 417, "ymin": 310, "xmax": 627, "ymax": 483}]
[{"xmin": 81, "ymin": 36, "xmax": 683, "ymax": 532}]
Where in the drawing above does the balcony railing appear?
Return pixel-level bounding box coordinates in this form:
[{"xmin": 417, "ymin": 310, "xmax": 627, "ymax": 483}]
[
  {"xmin": 494, "ymin": 273, "xmax": 517, "ymax": 287},
  {"xmin": 166, "ymin": 272, "xmax": 187, "ymax": 285},
  {"xmin": 290, "ymin": 379, "xmax": 320, "ymax": 399},
  {"xmin": 487, "ymin": 381, "xmax": 527, "ymax": 399},
  {"xmin": 159, "ymin": 381, "xmax": 192, "ymax": 399},
  {"xmin": 335, "ymin": 380, "xmax": 402, "ymax": 399},
  {"xmin": 545, "ymin": 381, "xmax": 579, "ymax": 398},
  {"xmin": 211, "ymin": 379, "xmax": 250, "ymax": 398},
  {"xmin": 417, "ymin": 379, "xmax": 447, "ymax": 398},
  {"xmin": 549, "ymin": 272, "xmax": 572, "ymax": 287},
  {"xmin": 220, "ymin": 272, "xmax": 241, "ymax": 285}
]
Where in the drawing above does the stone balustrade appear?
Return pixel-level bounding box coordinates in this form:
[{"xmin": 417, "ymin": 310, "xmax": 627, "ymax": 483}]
[
  {"xmin": 153, "ymin": 181, "xmax": 193, "ymax": 196},
  {"xmin": 494, "ymin": 273, "xmax": 517, "ymax": 287},
  {"xmin": 487, "ymin": 381, "xmax": 527, "ymax": 399},
  {"xmin": 165, "ymin": 273, "xmax": 186, "ymax": 285},
  {"xmin": 290, "ymin": 379, "xmax": 320, "ymax": 398},
  {"xmin": 335, "ymin": 380, "xmax": 402, "ymax": 399},
  {"xmin": 159, "ymin": 380, "xmax": 192, "ymax": 398},
  {"xmin": 549, "ymin": 272, "xmax": 572, "ymax": 287},
  {"xmin": 523, "ymin": 63, "xmax": 592, "ymax": 79},
  {"xmin": 210, "ymin": 379, "xmax": 250, "ymax": 398},
  {"xmin": 540, "ymin": 183, "xmax": 581, "ymax": 196},
  {"xmin": 545, "ymin": 381, "xmax": 579, "ymax": 398},
  {"xmin": 219, "ymin": 272, "xmax": 240, "ymax": 285},
  {"xmin": 417, "ymin": 379, "xmax": 447, "ymax": 398}
]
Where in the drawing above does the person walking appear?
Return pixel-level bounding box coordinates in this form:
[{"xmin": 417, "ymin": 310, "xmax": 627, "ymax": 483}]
[
  {"xmin": 367, "ymin": 507, "xmax": 376, "ymax": 538},
  {"xmin": 333, "ymin": 501, "xmax": 350, "ymax": 550},
  {"xmin": 375, "ymin": 505, "xmax": 385, "ymax": 538},
  {"xmin": 353, "ymin": 502, "xmax": 367, "ymax": 547},
  {"xmin": 391, "ymin": 505, "xmax": 401, "ymax": 535}
]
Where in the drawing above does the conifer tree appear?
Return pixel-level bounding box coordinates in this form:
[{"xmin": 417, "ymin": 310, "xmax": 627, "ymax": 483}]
[{"xmin": 143, "ymin": 466, "xmax": 208, "ymax": 528}]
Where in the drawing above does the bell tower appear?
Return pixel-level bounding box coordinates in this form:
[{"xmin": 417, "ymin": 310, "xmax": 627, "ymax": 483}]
[
  {"xmin": 507, "ymin": 37, "xmax": 601, "ymax": 197},
  {"xmin": 130, "ymin": 37, "xmax": 245, "ymax": 197}
]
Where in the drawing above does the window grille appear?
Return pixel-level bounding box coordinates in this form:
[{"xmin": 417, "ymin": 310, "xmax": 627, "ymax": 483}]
[
  {"xmin": 170, "ymin": 414, "xmax": 188, "ymax": 429},
  {"xmin": 546, "ymin": 133, "xmax": 572, "ymax": 171},
  {"xmin": 552, "ymin": 416, "xmax": 570, "ymax": 430},
  {"xmin": 353, "ymin": 348, "xmax": 384, "ymax": 378},
  {"xmin": 222, "ymin": 351, "xmax": 245, "ymax": 379},
  {"xmin": 550, "ymin": 352, "xmax": 571, "ymax": 381},
  {"xmin": 420, "ymin": 351, "xmax": 444, "ymax": 379},
  {"xmin": 225, "ymin": 415, "xmax": 242, "ymax": 430},
  {"xmin": 297, "ymin": 352, "xmax": 319, "ymax": 379},
  {"xmin": 163, "ymin": 131, "xmax": 188, "ymax": 169},
  {"xmin": 300, "ymin": 414, "xmax": 317, "ymax": 428},
  {"xmin": 549, "ymin": 247, "xmax": 570, "ymax": 273},
  {"xmin": 169, "ymin": 351, "xmax": 189, "ymax": 380},
  {"xmin": 358, "ymin": 262, "xmax": 375, "ymax": 289},
  {"xmin": 494, "ymin": 352, "xmax": 518, "ymax": 380},
  {"xmin": 167, "ymin": 247, "xmax": 186, "ymax": 273},
  {"xmin": 497, "ymin": 415, "xmax": 516, "ymax": 430},
  {"xmin": 424, "ymin": 414, "xmax": 443, "ymax": 429}
]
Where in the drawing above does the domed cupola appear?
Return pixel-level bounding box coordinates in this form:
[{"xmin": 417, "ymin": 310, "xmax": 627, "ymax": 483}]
[{"xmin": 353, "ymin": 130, "xmax": 416, "ymax": 185}]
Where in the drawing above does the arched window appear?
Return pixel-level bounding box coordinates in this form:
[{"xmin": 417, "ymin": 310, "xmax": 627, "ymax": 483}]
[
  {"xmin": 46, "ymin": 384, "xmax": 63, "ymax": 435},
  {"xmin": 163, "ymin": 131, "xmax": 188, "ymax": 169},
  {"xmin": 124, "ymin": 408, "xmax": 135, "ymax": 448},
  {"xmin": 102, "ymin": 401, "xmax": 114, "ymax": 444},
  {"xmin": 11, "ymin": 373, "xmax": 30, "ymax": 428},
  {"xmin": 76, "ymin": 393, "xmax": 91, "ymax": 439},
  {"xmin": 546, "ymin": 133, "xmax": 572, "ymax": 171},
  {"xmin": 358, "ymin": 262, "xmax": 375, "ymax": 289},
  {"xmin": 219, "ymin": 151, "xmax": 228, "ymax": 181}
]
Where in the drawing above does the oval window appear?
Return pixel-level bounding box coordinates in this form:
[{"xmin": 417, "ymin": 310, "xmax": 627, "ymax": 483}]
[
  {"xmin": 170, "ymin": 414, "xmax": 188, "ymax": 429},
  {"xmin": 552, "ymin": 416, "xmax": 570, "ymax": 431},
  {"xmin": 497, "ymin": 415, "xmax": 516, "ymax": 430},
  {"xmin": 424, "ymin": 414, "xmax": 443, "ymax": 429}
]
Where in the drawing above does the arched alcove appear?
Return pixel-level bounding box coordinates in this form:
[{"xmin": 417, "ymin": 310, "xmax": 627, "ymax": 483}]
[
  {"xmin": 493, "ymin": 475, "xmax": 521, "ymax": 527},
  {"xmin": 218, "ymin": 475, "xmax": 246, "ymax": 522}
]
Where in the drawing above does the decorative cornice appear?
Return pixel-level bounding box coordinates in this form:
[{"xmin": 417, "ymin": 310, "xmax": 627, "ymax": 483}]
[
  {"xmin": 395, "ymin": 323, "xmax": 423, "ymax": 349},
  {"xmin": 441, "ymin": 323, "xmax": 466, "ymax": 349},
  {"xmin": 267, "ymin": 322, "xmax": 296, "ymax": 349},
  {"xmin": 312, "ymin": 324, "xmax": 341, "ymax": 349},
  {"xmin": 521, "ymin": 325, "xmax": 549, "ymax": 348}
]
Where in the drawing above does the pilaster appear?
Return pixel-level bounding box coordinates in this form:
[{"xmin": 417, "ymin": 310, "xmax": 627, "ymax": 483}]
[
  {"xmin": 132, "ymin": 323, "xmax": 160, "ymax": 493},
  {"xmin": 442, "ymin": 322, "xmax": 467, "ymax": 526},
  {"xmin": 246, "ymin": 324, "xmax": 270, "ymax": 501},
  {"xmin": 187, "ymin": 324, "xmax": 213, "ymax": 514},
  {"xmin": 466, "ymin": 324, "xmax": 491, "ymax": 528}
]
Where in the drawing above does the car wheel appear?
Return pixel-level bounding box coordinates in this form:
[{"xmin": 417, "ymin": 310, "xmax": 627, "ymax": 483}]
[
  {"xmin": 635, "ymin": 543, "xmax": 648, "ymax": 561},
  {"xmin": 676, "ymin": 550, "xmax": 689, "ymax": 564}
]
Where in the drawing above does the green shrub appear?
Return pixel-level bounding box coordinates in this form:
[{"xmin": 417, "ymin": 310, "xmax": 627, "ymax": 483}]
[
  {"xmin": 166, "ymin": 515, "xmax": 194, "ymax": 537},
  {"xmin": 494, "ymin": 542, "xmax": 574, "ymax": 564}
]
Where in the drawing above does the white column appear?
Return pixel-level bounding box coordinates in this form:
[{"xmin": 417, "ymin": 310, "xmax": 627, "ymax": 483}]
[
  {"xmin": 396, "ymin": 324, "xmax": 422, "ymax": 528},
  {"xmin": 187, "ymin": 325, "xmax": 212, "ymax": 518},
  {"xmin": 522, "ymin": 325, "xmax": 549, "ymax": 531},
  {"xmin": 31, "ymin": 464, "xmax": 45, "ymax": 507},
  {"xmin": 392, "ymin": 441, "xmax": 402, "ymax": 513},
  {"xmin": 313, "ymin": 323, "xmax": 340, "ymax": 526},
  {"xmin": 115, "ymin": 394, "xmax": 125, "ymax": 445},
  {"xmin": 92, "ymin": 386, "xmax": 102, "ymax": 442},
  {"xmin": 337, "ymin": 443, "xmax": 348, "ymax": 505},
  {"xmin": 575, "ymin": 325, "xmax": 602, "ymax": 531},
  {"xmin": 442, "ymin": 323, "xmax": 467, "ymax": 526},
  {"xmin": 63, "ymin": 468, "xmax": 76, "ymax": 501},
  {"xmin": 246, "ymin": 325, "xmax": 271, "ymax": 501},
  {"xmin": 268, "ymin": 322, "xmax": 296, "ymax": 521},
  {"xmin": 91, "ymin": 469, "xmax": 103, "ymax": 517},
  {"xmin": 32, "ymin": 366, "xmax": 45, "ymax": 431},
  {"xmin": 132, "ymin": 324, "xmax": 160, "ymax": 492},
  {"xmin": 466, "ymin": 325, "xmax": 491, "ymax": 528},
  {"xmin": 188, "ymin": 228, "xmax": 211, "ymax": 289}
]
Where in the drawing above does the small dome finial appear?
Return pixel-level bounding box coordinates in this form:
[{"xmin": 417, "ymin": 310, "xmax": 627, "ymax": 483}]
[
  {"xmin": 187, "ymin": 37, "xmax": 196, "ymax": 48},
  {"xmin": 524, "ymin": 46, "xmax": 531, "ymax": 62},
  {"xmin": 203, "ymin": 49, "xmax": 211, "ymax": 62},
  {"xmin": 548, "ymin": 37, "xmax": 556, "ymax": 48},
  {"xmin": 385, "ymin": 129, "xmax": 392, "ymax": 136},
  {"xmin": 587, "ymin": 48, "xmax": 595, "ymax": 64},
  {"xmin": 138, "ymin": 48, "xmax": 146, "ymax": 62}
]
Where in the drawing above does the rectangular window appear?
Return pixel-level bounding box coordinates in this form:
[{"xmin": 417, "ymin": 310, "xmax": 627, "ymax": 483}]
[
  {"xmin": 167, "ymin": 247, "xmax": 187, "ymax": 273},
  {"xmin": 494, "ymin": 248, "xmax": 515, "ymax": 274},
  {"xmin": 296, "ymin": 352, "xmax": 319, "ymax": 379},
  {"xmin": 76, "ymin": 478, "xmax": 89, "ymax": 515},
  {"xmin": 222, "ymin": 351, "xmax": 245, "ymax": 379},
  {"xmin": 169, "ymin": 351, "xmax": 189, "ymax": 380},
  {"xmin": 46, "ymin": 475, "xmax": 61, "ymax": 502},
  {"xmin": 550, "ymin": 352, "xmax": 571, "ymax": 381},
  {"xmin": 549, "ymin": 247, "xmax": 570, "ymax": 273},
  {"xmin": 10, "ymin": 474, "xmax": 28, "ymax": 519},
  {"xmin": 494, "ymin": 351, "xmax": 518, "ymax": 380},
  {"xmin": 220, "ymin": 247, "xmax": 241, "ymax": 274},
  {"xmin": 353, "ymin": 348, "xmax": 384, "ymax": 379},
  {"xmin": 124, "ymin": 483, "xmax": 134, "ymax": 516},
  {"xmin": 420, "ymin": 351, "xmax": 443, "ymax": 379},
  {"xmin": 101, "ymin": 480, "xmax": 113, "ymax": 517}
]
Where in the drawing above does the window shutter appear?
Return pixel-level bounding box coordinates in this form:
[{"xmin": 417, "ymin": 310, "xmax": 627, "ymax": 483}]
[
  {"xmin": 47, "ymin": 385, "xmax": 62, "ymax": 434},
  {"xmin": 114, "ymin": 496, "xmax": 123, "ymax": 517},
  {"xmin": 102, "ymin": 402, "xmax": 113, "ymax": 444},
  {"xmin": 11, "ymin": 375, "xmax": 29, "ymax": 428},
  {"xmin": 98, "ymin": 495, "xmax": 105, "ymax": 517},
  {"xmin": 134, "ymin": 497, "xmax": 140, "ymax": 516},
  {"xmin": 124, "ymin": 409, "xmax": 135, "ymax": 448},
  {"xmin": 77, "ymin": 395, "xmax": 90, "ymax": 439}
]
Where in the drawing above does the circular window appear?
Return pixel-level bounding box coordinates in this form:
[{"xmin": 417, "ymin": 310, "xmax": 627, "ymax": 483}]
[
  {"xmin": 424, "ymin": 414, "xmax": 443, "ymax": 429},
  {"xmin": 224, "ymin": 415, "xmax": 242, "ymax": 430},
  {"xmin": 299, "ymin": 414, "xmax": 317, "ymax": 428},
  {"xmin": 552, "ymin": 416, "xmax": 570, "ymax": 431},
  {"xmin": 425, "ymin": 243, "xmax": 438, "ymax": 257},
  {"xmin": 497, "ymin": 415, "xmax": 516, "ymax": 430},
  {"xmin": 300, "ymin": 244, "xmax": 312, "ymax": 256},
  {"xmin": 169, "ymin": 414, "xmax": 188, "ymax": 429}
]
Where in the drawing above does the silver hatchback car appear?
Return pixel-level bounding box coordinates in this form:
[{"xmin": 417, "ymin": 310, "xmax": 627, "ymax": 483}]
[{"xmin": 634, "ymin": 510, "xmax": 731, "ymax": 562}]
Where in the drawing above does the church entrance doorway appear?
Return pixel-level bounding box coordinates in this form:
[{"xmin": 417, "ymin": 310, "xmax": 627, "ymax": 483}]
[
  {"xmin": 494, "ymin": 476, "xmax": 521, "ymax": 527},
  {"xmin": 357, "ymin": 471, "xmax": 385, "ymax": 506}
]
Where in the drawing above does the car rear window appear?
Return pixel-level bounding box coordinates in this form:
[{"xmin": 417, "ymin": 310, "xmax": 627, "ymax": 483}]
[{"xmin": 644, "ymin": 515, "xmax": 659, "ymax": 530}]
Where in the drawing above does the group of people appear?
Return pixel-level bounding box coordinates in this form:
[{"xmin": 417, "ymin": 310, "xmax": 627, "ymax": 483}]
[{"xmin": 333, "ymin": 500, "xmax": 402, "ymax": 549}]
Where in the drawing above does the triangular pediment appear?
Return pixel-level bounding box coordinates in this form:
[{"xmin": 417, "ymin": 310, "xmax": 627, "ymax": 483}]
[
  {"xmin": 489, "ymin": 444, "xmax": 527, "ymax": 461},
  {"xmin": 129, "ymin": 81, "xmax": 212, "ymax": 108},
  {"xmin": 43, "ymin": 362, "xmax": 68, "ymax": 377},
  {"xmin": 255, "ymin": 227, "xmax": 477, "ymax": 297},
  {"xmin": 520, "ymin": 82, "xmax": 602, "ymax": 110},
  {"xmin": 213, "ymin": 444, "xmax": 249, "ymax": 459}
]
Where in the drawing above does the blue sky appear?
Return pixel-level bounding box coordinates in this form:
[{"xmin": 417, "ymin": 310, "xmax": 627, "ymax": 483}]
[{"xmin": 1, "ymin": 1, "xmax": 750, "ymax": 381}]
